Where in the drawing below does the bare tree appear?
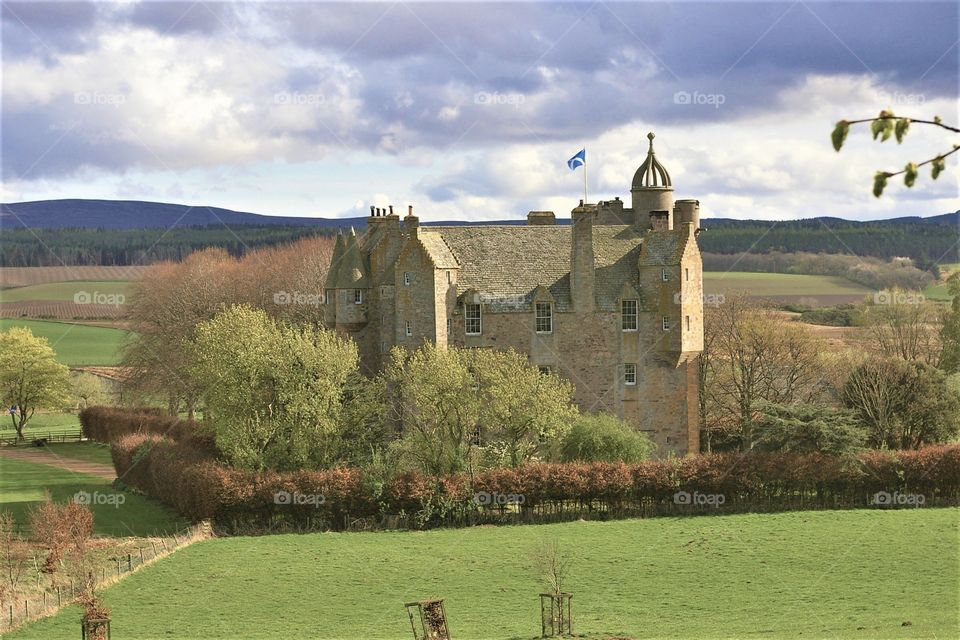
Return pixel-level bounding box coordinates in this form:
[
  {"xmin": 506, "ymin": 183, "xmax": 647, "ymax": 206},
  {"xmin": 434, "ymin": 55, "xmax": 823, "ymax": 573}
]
[
  {"xmin": 533, "ymin": 539, "xmax": 572, "ymax": 595},
  {"xmin": 860, "ymin": 291, "xmax": 944, "ymax": 367}
]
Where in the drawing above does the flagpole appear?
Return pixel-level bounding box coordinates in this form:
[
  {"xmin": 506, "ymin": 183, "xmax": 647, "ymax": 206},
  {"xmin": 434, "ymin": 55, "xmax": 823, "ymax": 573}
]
[{"xmin": 583, "ymin": 147, "xmax": 588, "ymax": 204}]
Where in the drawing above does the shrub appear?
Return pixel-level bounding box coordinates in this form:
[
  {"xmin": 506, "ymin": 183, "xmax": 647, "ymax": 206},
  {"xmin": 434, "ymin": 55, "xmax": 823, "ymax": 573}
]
[{"xmin": 559, "ymin": 414, "xmax": 654, "ymax": 463}]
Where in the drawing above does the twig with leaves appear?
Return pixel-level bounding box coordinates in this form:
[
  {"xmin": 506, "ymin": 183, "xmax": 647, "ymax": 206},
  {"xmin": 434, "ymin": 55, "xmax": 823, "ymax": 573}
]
[{"xmin": 831, "ymin": 111, "xmax": 958, "ymax": 197}]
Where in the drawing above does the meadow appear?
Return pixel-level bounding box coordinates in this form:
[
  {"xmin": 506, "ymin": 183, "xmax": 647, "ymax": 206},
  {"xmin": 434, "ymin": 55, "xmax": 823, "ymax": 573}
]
[
  {"xmin": 0, "ymin": 456, "xmax": 184, "ymax": 537},
  {"xmin": 703, "ymin": 271, "xmax": 872, "ymax": 298},
  {"xmin": 0, "ymin": 318, "xmax": 129, "ymax": 365},
  {"xmin": 7, "ymin": 508, "xmax": 957, "ymax": 639}
]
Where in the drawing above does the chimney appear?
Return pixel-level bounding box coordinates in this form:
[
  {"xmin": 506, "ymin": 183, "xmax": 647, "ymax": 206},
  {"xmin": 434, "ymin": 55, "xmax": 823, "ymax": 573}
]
[
  {"xmin": 404, "ymin": 204, "xmax": 419, "ymax": 235},
  {"xmin": 527, "ymin": 210, "xmax": 556, "ymax": 226},
  {"xmin": 570, "ymin": 202, "xmax": 596, "ymax": 312},
  {"xmin": 649, "ymin": 210, "xmax": 670, "ymax": 232},
  {"xmin": 388, "ymin": 205, "xmax": 394, "ymax": 216},
  {"xmin": 674, "ymin": 199, "xmax": 700, "ymax": 229}
]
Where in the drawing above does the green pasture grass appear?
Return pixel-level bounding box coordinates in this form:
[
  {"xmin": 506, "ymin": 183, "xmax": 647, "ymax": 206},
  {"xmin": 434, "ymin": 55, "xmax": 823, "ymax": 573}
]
[
  {"xmin": 37, "ymin": 441, "xmax": 114, "ymax": 465},
  {"xmin": 0, "ymin": 412, "xmax": 82, "ymax": 437},
  {"xmin": 0, "ymin": 318, "xmax": 129, "ymax": 365},
  {"xmin": 923, "ymin": 281, "xmax": 953, "ymax": 302},
  {"xmin": 8, "ymin": 508, "xmax": 958, "ymax": 639},
  {"xmin": 0, "ymin": 280, "xmax": 130, "ymax": 302},
  {"xmin": 704, "ymin": 272, "xmax": 872, "ymax": 297},
  {"xmin": 0, "ymin": 456, "xmax": 184, "ymax": 538}
]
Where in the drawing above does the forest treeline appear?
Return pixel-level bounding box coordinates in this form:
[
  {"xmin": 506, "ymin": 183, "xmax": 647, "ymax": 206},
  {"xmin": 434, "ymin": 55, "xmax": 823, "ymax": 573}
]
[
  {"xmin": 698, "ymin": 216, "xmax": 958, "ymax": 267},
  {"xmin": 0, "ymin": 225, "xmax": 337, "ymax": 267}
]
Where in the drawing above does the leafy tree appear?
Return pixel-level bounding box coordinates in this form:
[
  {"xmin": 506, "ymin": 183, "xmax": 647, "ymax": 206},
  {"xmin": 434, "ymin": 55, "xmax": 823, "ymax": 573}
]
[
  {"xmin": 751, "ymin": 402, "xmax": 867, "ymax": 455},
  {"xmin": 831, "ymin": 111, "xmax": 957, "ymax": 197},
  {"xmin": 559, "ymin": 413, "xmax": 654, "ymax": 463},
  {"xmin": 190, "ymin": 305, "xmax": 359, "ymax": 471},
  {"xmin": 382, "ymin": 345, "xmax": 481, "ymax": 476},
  {"xmin": 0, "ymin": 327, "xmax": 71, "ymax": 441},
  {"xmin": 472, "ymin": 349, "xmax": 578, "ymax": 467},
  {"xmin": 71, "ymin": 372, "xmax": 112, "ymax": 410},
  {"xmin": 939, "ymin": 274, "xmax": 960, "ymax": 374},
  {"xmin": 841, "ymin": 358, "xmax": 960, "ymax": 449}
]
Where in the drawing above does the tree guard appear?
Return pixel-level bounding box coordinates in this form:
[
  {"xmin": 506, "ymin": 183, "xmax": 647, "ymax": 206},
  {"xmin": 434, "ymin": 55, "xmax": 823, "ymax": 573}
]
[
  {"xmin": 405, "ymin": 599, "xmax": 451, "ymax": 640},
  {"xmin": 540, "ymin": 592, "xmax": 572, "ymax": 637}
]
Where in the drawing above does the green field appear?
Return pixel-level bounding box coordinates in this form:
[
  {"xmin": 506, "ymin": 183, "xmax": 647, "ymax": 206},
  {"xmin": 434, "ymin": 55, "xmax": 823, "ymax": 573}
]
[
  {"xmin": 0, "ymin": 456, "xmax": 184, "ymax": 537},
  {"xmin": 38, "ymin": 441, "xmax": 114, "ymax": 465},
  {"xmin": 0, "ymin": 318, "xmax": 129, "ymax": 365},
  {"xmin": 0, "ymin": 412, "xmax": 82, "ymax": 438},
  {"xmin": 704, "ymin": 272, "xmax": 872, "ymax": 297},
  {"xmin": 8, "ymin": 509, "xmax": 957, "ymax": 639},
  {"xmin": 923, "ymin": 281, "xmax": 954, "ymax": 302},
  {"xmin": 0, "ymin": 280, "xmax": 129, "ymax": 302}
]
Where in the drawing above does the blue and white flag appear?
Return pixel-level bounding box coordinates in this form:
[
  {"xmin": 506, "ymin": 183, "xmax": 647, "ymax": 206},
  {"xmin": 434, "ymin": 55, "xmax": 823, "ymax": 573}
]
[{"xmin": 567, "ymin": 149, "xmax": 585, "ymax": 170}]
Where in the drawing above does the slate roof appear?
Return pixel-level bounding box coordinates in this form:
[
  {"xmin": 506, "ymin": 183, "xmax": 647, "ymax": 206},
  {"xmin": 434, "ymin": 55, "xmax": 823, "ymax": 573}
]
[{"xmin": 426, "ymin": 224, "xmax": 649, "ymax": 312}]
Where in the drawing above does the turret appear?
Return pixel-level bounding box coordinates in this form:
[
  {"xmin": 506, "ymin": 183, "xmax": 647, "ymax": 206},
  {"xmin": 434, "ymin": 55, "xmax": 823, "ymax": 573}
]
[
  {"xmin": 323, "ymin": 231, "xmax": 345, "ymax": 327},
  {"xmin": 631, "ymin": 132, "xmax": 674, "ymax": 229},
  {"xmin": 334, "ymin": 228, "xmax": 370, "ymax": 328}
]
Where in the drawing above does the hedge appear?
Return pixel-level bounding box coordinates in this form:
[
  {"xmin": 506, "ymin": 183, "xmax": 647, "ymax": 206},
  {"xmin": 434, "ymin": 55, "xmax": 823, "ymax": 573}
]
[
  {"xmin": 109, "ymin": 431, "xmax": 960, "ymax": 530},
  {"xmin": 80, "ymin": 406, "xmax": 216, "ymax": 452}
]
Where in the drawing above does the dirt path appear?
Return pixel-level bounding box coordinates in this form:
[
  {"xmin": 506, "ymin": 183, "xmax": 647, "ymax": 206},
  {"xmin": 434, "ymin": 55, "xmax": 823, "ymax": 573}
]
[{"xmin": 0, "ymin": 447, "xmax": 116, "ymax": 480}]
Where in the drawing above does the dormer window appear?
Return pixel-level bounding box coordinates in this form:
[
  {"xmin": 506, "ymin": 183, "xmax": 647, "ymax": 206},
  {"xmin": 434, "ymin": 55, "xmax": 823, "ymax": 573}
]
[
  {"xmin": 465, "ymin": 303, "xmax": 481, "ymax": 335},
  {"xmin": 354, "ymin": 289, "xmax": 363, "ymax": 304},
  {"xmin": 535, "ymin": 302, "xmax": 553, "ymax": 333}
]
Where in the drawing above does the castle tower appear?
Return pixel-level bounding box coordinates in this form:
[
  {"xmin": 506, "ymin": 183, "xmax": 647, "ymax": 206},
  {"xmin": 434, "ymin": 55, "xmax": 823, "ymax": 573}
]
[
  {"xmin": 333, "ymin": 227, "xmax": 370, "ymax": 329},
  {"xmin": 631, "ymin": 132, "xmax": 674, "ymax": 229}
]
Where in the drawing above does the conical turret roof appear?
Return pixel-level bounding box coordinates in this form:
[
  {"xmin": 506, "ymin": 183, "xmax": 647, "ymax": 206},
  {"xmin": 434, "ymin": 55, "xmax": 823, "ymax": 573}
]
[{"xmin": 335, "ymin": 227, "xmax": 370, "ymax": 289}]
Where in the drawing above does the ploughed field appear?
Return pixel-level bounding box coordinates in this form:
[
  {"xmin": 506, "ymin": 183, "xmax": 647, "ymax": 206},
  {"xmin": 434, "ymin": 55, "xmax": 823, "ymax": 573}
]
[
  {"xmin": 703, "ymin": 272, "xmax": 873, "ymax": 306},
  {"xmin": 9, "ymin": 508, "xmax": 957, "ymax": 639}
]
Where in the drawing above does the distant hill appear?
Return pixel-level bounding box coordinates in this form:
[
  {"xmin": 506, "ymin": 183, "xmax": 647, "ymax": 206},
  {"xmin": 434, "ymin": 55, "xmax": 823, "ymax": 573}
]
[{"xmin": 1, "ymin": 199, "xmax": 956, "ymax": 268}]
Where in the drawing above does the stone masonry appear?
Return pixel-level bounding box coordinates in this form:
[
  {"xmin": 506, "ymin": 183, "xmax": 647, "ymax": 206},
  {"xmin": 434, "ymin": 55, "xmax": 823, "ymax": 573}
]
[{"xmin": 324, "ymin": 133, "xmax": 704, "ymax": 455}]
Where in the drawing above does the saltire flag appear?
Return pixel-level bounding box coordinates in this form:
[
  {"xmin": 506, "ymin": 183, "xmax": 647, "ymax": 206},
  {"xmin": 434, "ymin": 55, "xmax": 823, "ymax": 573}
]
[{"xmin": 567, "ymin": 149, "xmax": 585, "ymax": 170}]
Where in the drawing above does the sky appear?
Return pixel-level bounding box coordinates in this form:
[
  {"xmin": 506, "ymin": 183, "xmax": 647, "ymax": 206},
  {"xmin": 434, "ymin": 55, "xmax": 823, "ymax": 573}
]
[{"xmin": 2, "ymin": 0, "xmax": 958, "ymax": 222}]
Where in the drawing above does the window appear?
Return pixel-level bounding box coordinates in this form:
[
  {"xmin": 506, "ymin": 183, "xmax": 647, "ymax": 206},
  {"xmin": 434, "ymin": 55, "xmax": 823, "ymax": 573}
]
[
  {"xmin": 446, "ymin": 271, "xmax": 452, "ymax": 284},
  {"xmin": 447, "ymin": 318, "xmax": 452, "ymax": 334},
  {"xmin": 662, "ymin": 316, "xmax": 670, "ymax": 331},
  {"xmin": 535, "ymin": 302, "xmax": 553, "ymax": 333},
  {"xmin": 622, "ymin": 300, "xmax": 638, "ymax": 331},
  {"xmin": 354, "ymin": 289, "xmax": 363, "ymax": 304},
  {"xmin": 624, "ymin": 363, "xmax": 637, "ymax": 386},
  {"xmin": 325, "ymin": 289, "xmax": 332, "ymax": 305},
  {"xmin": 685, "ymin": 268, "xmax": 690, "ymax": 282},
  {"xmin": 661, "ymin": 268, "xmax": 669, "ymax": 281},
  {"xmin": 538, "ymin": 366, "xmax": 552, "ymax": 376},
  {"xmin": 403, "ymin": 272, "xmax": 411, "ymax": 286},
  {"xmin": 685, "ymin": 315, "xmax": 691, "ymax": 331},
  {"xmin": 465, "ymin": 303, "xmax": 482, "ymax": 335},
  {"xmin": 405, "ymin": 321, "xmax": 412, "ymax": 337}
]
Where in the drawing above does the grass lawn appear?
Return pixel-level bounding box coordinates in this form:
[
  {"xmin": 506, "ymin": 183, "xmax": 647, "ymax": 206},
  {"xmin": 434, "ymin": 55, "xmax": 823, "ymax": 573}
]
[
  {"xmin": 923, "ymin": 281, "xmax": 953, "ymax": 302},
  {"xmin": 38, "ymin": 441, "xmax": 114, "ymax": 465},
  {"xmin": 0, "ymin": 412, "xmax": 82, "ymax": 438},
  {"xmin": 0, "ymin": 318, "xmax": 129, "ymax": 365},
  {"xmin": 0, "ymin": 456, "xmax": 185, "ymax": 537},
  {"xmin": 8, "ymin": 509, "xmax": 958, "ymax": 639},
  {"xmin": 0, "ymin": 280, "xmax": 129, "ymax": 302},
  {"xmin": 704, "ymin": 272, "xmax": 872, "ymax": 297}
]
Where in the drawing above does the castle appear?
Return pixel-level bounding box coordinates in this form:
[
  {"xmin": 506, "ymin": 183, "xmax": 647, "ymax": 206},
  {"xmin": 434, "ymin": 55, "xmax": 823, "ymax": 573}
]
[{"xmin": 324, "ymin": 133, "xmax": 704, "ymax": 455}]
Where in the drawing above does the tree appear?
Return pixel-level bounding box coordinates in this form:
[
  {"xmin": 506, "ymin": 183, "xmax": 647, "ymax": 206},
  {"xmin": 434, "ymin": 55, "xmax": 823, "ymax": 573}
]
[
  {"xmin": 0, "ymin": 512, "xmax": 29, "ymax": 608},
  {"xmin": 831, "ymin": 111, "xmax": 957, "ymax": 197},
  {"xmin": 71, "ymin": 372, "xmax": 111, "ymax": 410},
  {"xmin": 382, "ymin": 344, "xmax": 481, "ymax": 476},
  {"xmin": 0, "ymin": 327, "xmax": 71, "ymax": 441},
  {"xmin": 190, "ymin": 305, "xmax": 359, "ymax": 471},
  {"xmin": 939, "ymin": 274, "xmax": 960, "ymax": 374},
  {"xmin": 860, "ymin": 289, "xmax": 944, "ymax": 367},
  {"xmin": 751, "ymin": 402, "xmax": 867, "ymax": 455},
  {"xmin": 472, "ymin": 349, "xmax": 578, "ymax": 467},
  {"xmin": 703, "ymin": 295, "xmax": 821, "ymax": 450},
  {"xmin": 559, "ymin": 413, "xmax": 654, "ymax": 463},
  {"xmin": 841, "ymin": 358, "xmax": 960, "ymax": 449}
]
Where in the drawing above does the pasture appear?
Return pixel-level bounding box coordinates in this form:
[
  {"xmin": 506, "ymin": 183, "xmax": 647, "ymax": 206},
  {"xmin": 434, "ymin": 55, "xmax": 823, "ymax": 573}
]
[
  {"xmin": 0, "ymin": 318, "xmax": 129, "ymax": 365},
  {"xmin": 8, "ymin": 508, "xmax": 957, "ymax": 639},
  {"xmin": 0, "ymin": 456, "xmax": 185, "ymax": 537},
  {"xmin": 704, "ymin": 272, "xmax": 872, "ymax": 304}
]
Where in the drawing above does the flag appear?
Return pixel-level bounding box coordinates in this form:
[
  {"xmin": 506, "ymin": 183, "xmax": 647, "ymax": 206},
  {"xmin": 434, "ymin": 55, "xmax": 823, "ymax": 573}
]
[{"xmin": 567, "ymin": 149, "xmax": 585, "ymax": 171}]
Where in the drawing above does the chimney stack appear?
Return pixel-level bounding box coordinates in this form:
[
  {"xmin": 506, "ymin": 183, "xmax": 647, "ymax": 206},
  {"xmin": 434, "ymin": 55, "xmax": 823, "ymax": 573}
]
[
  {"xmin": 649, "ymin": 210, "xmax": 670, "ymax": 232},
  {"xmin": 527, "ymin": 211, "xmax": 556, "ymax": 226},
  {"xmin": 570, "ymin": 202, "xmax": 596, "ymax": 312}
]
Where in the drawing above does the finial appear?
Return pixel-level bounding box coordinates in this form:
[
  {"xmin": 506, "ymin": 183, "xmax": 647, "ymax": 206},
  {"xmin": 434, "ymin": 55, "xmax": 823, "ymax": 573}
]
[{"xmin": 647, "ymin": 132, "xmax": 655, "ymax": 152}]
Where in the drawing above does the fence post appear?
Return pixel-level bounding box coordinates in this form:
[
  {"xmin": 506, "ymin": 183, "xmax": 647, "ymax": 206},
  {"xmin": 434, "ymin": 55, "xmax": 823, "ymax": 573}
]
[
  {"xmin": 8, "ymin": 604, "xmax": 12, "ymax": 626},
  {"xmin": 24, "ymin": 599, "xmax": 27, "ymax": 618},
  {"xmin": 58, "ymin": 587, "xmax": 62, "ymax": 607},
  {"xmin": 43, "ymin": 591, "xmax": 47, "ymax": 609},
  {"xmin": 152, "ymin": 541, "xmax": 158, "ymax": 557},
  {"xmin": 116, "ymin": 558, "xmax": 121, "ymax": 576},
  {"xmin": 140, "ymin": 547, "xmax": 145, "ymax": 564},
  {"xmin": 127, "ymin": 554, "xmax": 132, "ymax": 572}
]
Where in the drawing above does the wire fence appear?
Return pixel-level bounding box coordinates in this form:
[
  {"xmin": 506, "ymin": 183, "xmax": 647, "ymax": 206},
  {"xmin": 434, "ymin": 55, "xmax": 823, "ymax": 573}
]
[{"xmin": 1, "ymin": 521, "xmax": 211, "ymax": 633}]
